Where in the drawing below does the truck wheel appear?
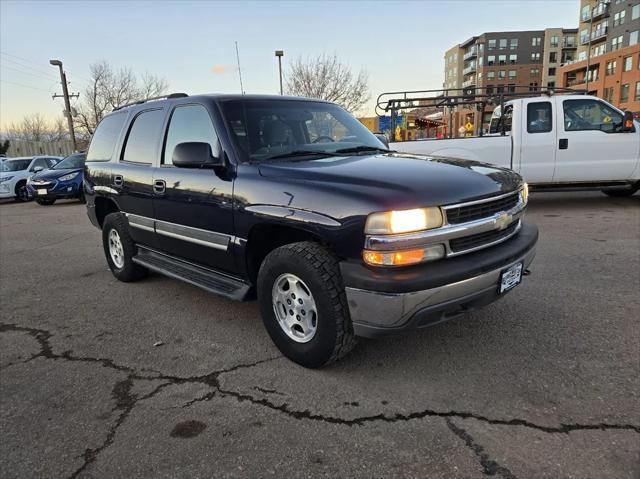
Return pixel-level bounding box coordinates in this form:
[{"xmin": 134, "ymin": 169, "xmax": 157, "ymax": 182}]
[
  {"xmin": 36, "ymin": 198, "xmax": 56, "ymax": 205},
  {"xmin": 102, "ymin": 212, "xmax": 148, "ymax": 282},
  {"xmin": 14, "ymin": 181, "xmax": 29, "ymax": 202},
  {"xmin": 602, "ymin": 183, "xmax": 639, "ymax": 197},
  {"xmin": 257, "ymin": 241, "xmax": 356, "ymax": 368}
]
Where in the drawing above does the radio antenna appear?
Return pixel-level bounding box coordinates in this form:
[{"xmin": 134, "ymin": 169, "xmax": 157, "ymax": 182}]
[{"xmin": 235, "ymin": 41, "xmax": 245, "ymax": 95}]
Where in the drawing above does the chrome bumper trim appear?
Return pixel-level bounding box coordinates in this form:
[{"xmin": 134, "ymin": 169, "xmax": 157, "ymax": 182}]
[{"xmin": 345, "ymin": 246, "xmax": 536, "ymax": 331}]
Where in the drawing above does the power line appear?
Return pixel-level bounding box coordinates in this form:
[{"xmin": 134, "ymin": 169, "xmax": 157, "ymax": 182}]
[
  {"xmin": 1, "ymin": 64, "xmax": 60, "ymax": 83},
  {"xmin": 0, "ymin": 79, "xmax": 51, "ymax": 92},
  {"xmin": 0, "ymin": 55, "xmax": 59, "ymax": 80}
]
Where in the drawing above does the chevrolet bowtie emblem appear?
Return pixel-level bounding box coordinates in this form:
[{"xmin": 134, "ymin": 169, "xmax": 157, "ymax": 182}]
[{"xmin": 494, "ymin": 212, "xmax": 512, "ymax": 231}]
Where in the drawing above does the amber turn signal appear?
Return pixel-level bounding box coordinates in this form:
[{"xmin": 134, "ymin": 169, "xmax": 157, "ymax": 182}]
[{"xmin": 363, "ymin": 244, "xmax": 445, "ymax": 267}]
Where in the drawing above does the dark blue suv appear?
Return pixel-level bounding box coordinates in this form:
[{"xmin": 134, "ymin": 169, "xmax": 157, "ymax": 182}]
[{"xmin": 28, "ymin": 152, "xmax": 86, "ymax": 205}]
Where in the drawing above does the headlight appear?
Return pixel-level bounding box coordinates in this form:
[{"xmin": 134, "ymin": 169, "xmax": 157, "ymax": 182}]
[
  {"xmin": 0, "ymin": 176, "xmax": 14, "ymax": 183},
  {"xmin": 520, "ymin": 183, "xmax": 529, "ymax": 204},
  {"xmin": 58, "ymin": 172, "xmax": 79, "ymax": 181},
  {"xmin": 365, "ymin": 207, "xmax": 443, "ymax": 235}
]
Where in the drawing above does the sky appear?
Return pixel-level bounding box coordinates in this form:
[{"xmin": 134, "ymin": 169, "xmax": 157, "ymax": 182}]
[{"xmin": 0, "ymin": 0, "xmax": 579, "ymax": 129}]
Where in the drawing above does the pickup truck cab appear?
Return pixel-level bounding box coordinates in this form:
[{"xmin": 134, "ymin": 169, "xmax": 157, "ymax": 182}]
[
  {"xmin": 84, "ymin": 93, "xmax": 538, "ymax": 367},
  {"xmin": 393, "ymin": 94, "xmax": 639, "ymax": 196}
]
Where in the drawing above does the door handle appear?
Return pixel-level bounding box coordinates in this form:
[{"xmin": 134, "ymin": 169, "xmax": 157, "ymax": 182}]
[
  {"xmin": 559, "ymin": 138, "xmax": 568, "ymax": 150},
  {"xmin": 113, "ymin": 175, "xmax": 123, "ymax": 187},
  {"xmin": 153, "ymin": 179, "xmax": 166, "ymax": 194}
]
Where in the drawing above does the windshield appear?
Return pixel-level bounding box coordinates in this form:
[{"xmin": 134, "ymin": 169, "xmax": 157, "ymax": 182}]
[
  {"xmin": 220, "ymin": 99, "xmax": 387, "ymax": 162},
  {"xmin": 53, "ymin": 153, "xmax": 85, "ymax": 170},
  {"xmin": 1, "ymin": 159, "xmax": 31, "ymax": 172}
]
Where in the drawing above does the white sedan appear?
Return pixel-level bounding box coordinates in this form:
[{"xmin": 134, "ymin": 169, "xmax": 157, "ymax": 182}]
[{"xmin": 0, "ymin": 156, "xmax": 61, "ymax": 201}]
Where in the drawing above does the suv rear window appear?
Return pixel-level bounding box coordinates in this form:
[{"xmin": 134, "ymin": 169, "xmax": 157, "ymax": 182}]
[{"xmin": 87, "ymin": 112, "xmax": 126, "ymax": 162}]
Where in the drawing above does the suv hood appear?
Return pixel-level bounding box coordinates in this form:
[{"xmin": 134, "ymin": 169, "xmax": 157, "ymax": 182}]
[
  {"xmin": 258, "ymin": 152, "xmax": 522, "ymax": 208},
  {"xmin": 32, "ymin": 168, "xmax": 81, "ymax": 181}
]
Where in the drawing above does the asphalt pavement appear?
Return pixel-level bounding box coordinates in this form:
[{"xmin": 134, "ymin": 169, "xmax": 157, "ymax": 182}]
[{"xmin": 0, "ymin": 192, "xmax": 638, "ymax": 478}]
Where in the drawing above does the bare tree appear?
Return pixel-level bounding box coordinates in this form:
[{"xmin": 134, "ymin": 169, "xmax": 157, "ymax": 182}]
[
  {"xmin": 285, "ymin": 53, "xmax": 370, "ymax": 113},
  {"xmin": 5, "ymin": 114, "xmax": 68, "ymax": 142},
  {"xmin": 74, "ymin": 61, "xmax": 168, "ymax": 135}
]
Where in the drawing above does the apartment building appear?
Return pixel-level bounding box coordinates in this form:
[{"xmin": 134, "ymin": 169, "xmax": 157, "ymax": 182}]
[
  {"xmin": 559, "ymin": 0, "xmax": 640, "ymax": 111},
  {"xmin": 542, "ymin": 28, "xmax": 579, "ymax": 87}
]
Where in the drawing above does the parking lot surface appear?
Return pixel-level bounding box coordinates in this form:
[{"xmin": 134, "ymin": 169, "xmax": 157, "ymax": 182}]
[{"xmin": 0, "ymin": 193, "xmax": 638, "ymax": 478}]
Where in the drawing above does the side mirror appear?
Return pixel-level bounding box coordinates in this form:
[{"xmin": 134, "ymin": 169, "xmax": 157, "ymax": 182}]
[
  {"xmin": 172, "ymin": 142, "xmax": 223, "ymax": 168},
  {"xmin": 32, "ymin": 166, "xmax": 44, "ymax": 173},
  {"xmin": 621, "ymin": 111, "xmax": 635, "ymax": 132},
  {"xmin": 375, "ymin": 133, "xmax": 389, "ymax": 149}
]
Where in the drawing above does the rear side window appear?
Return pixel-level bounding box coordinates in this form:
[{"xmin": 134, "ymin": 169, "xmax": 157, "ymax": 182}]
[
  {"xmin": 527, "ymin": 102, "xmax": 552, "ymax": 133},
  {"xmin": 87, "ymin": 112, "xmax": 126, "ymax": 162},
  {"xmin": 122, "ymin": 109, "xmax": 165, "ymax": 165},
  {"xmin": 163, "ymin": 105, "xmax": 220, "ymax": 165}
]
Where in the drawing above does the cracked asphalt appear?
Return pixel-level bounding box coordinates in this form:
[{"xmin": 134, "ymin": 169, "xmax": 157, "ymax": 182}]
[{"xmin": 0, "ymin": 192, "xmax": 639, "ymax": 478}]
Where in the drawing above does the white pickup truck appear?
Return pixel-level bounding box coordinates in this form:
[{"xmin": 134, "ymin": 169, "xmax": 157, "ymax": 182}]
[{"xmin": 391, "ymin": 94, "xmax": 640, "ymax": 197}]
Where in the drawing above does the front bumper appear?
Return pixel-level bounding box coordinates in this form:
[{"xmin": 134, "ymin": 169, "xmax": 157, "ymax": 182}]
[
  {"xmin": 27, "ymin": 180, "xmax": 81, "ymax": 199},
  {"xmin": 342, "ymin": 222, "xmax": 538, "ymax": 338}
]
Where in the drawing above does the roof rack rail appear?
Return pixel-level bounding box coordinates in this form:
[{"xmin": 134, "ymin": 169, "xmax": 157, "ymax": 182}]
[
  {"xmin": 113, "ymin": 92, "xmax": 189, "ymax": 111},
  {"xmin": 375, "ymin": 85, "xmax": 586, "ymax": 116}
]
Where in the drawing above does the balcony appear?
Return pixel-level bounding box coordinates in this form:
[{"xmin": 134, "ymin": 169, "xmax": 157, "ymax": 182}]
[
  {"xmin": 463, "ymin": 48, "xmax": 477, "ymax": 60},
  {"xmin": 463, "ymin": 63, "xmax": 477, "ymax": 75},
  {"xmin": 591, "ymin": 2, "xmax": 610, "ymax": 21},
  {"xmin": 462, "ymin": 79, "xmax": 476, "ymax": 88},
  {"xmin": 581, "ymin": 26, "xmax": 608, "ymax": 45},
  {"xmin": 562, "ymin": 39, "xmax": 577, "ymax": 49}
]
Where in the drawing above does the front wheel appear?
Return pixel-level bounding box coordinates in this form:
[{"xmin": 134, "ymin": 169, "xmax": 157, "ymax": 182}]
[
  {"xmin": 102, "ymin": 212, "xmax": 148, "ymax": 282},
  {"xmin": 602, "ymin": 183, "xmax": 639, "ymax": 197},
  {"xmin": 257, "ymin": 241, "xmax": 356, "ymax": 368},
  {"xmin": 14, "ymin": 181, "xmax": 29, "ymax": 202},
  {"xmin": 36, "ymin": 198, "xmax": 56, "ymax": 205}
]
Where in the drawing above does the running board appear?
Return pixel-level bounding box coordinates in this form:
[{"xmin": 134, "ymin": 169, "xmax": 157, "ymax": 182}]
[{"xmin": 132, "ymin": 246, "xmax": 251, "ymax": 301}]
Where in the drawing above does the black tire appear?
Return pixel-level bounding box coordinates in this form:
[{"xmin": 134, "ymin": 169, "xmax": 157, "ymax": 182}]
[
  {"xmin": 257, "ymin": 241, "xmax": 356, "ymax": 368},
  {"xmin": 36, "ymin": 198, "xmax": 56, "ymax": 205},
  {"xmin": 602, "ymin": 183, "xmax": 639, "ymax": 197},
  {"xmin": 102, "ymin": 212, "xmax": 148, "ymax": 282},
  {"xmin": 14, "ymin": 181, "xmax": 29, "ymax": 202},
  {"xmin": 78, "ymin": 187, "xmax": 86, "ymax": 204}
]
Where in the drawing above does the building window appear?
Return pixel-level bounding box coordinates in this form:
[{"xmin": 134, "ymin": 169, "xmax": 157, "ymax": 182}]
[
  {"xmin": 510, "ymin": 38, "xmax": 518, "ymax": 50},
  {"xmin": 509, "ymin": 54, "xmax": 517, "ymax": 64},
  {"xmin": 530, "ymin": 68, "xmax": 540, "ymax": 75},
  {"xmin": 562, "ymin": 51, "xmax": 575, "ymax": 63},
  {"xmin": 486, "ymin": 85, "xmax": 494, "ymax": 94},
  {"xmin": 550, "ymin": 35, "xmax": 559, "ymax": 47},
  {"xmin": 635, "ymin": 82, "xmax": 640, "ymax": 101},
  {"xmin": 487, "ymin": 71, "xmax": 495, "ymax": 79},
  {"xmin": 508, "ymin": 84, "xmax": 516, "ymax": 93},
  {"xmin": 499, "ymin": 39, "xmax": 507, "ymax": 50},
  {"xmin": 620, "ymin": 84, "xmax": 630, "ymax": 103},
  {"xmin": 508, "ymin": 70, "xmax": 516, "ymax": 79},
  {"xmin": 531, "ymin": 52, "xmax": 541, "ymax": 61},
  {"xmin": 623, "ymin": 56, "xmax": 633, "ymax": 72},
  {"xmin": 606, "ymin": 60, "xmax": 617, "ymax": 75},
  {"xmin": 630, "ymin": 31, "xmax": 639, "ymax": 46},
  {"xmin": 498, "ymin": 54, "xmax": 506, "ymax": 65},
  {"xmin": 603, "ymin": 86, "xmax": 614, "ymax": 103},
  {"xmin": 548, "ymin": 67, "xmax": 556, "ymax": 76},
  {"xmin": 633, "ymin": 4, "xmax": 640, "ymax": 20},
  {"xmin": 488, "ymin": 55, "xmax": 495, "ymax": 66},
  {"xmin": 532, "ymin": 37, "xmax": 541, "ymax": 47},
  {"xmin": 488, "ymin": 39, "xmax": 496, "ymax": 49},
  {"xmin": 498, "ymin": 70, "xmax": 506, "ymax": 79},
  {"xmin": 549, "ymin": 51, "xmax": 558, "ymax": 64},
  {"xmin": 592, "ymin": 43, "xmax": 607, "ymax": 57},
  {"xmin": 611, "ymin": 35, "xmax": 624, "ymax": 52},
  {"xmin": 581, "ymin": 4, "xmax": 591, "ymax": 21},
  {"xmin": 547, "ymin": 81, "xmax": 555, "ymax": 88},
  {"xmin": 497, "ymin": 85, "xmax": 505, "ymax": 94},
  {"xmin": 613, "ymin": 10, "xmax": 626, "ymax": 27},
  {"xmin": 529, "ymin": 82, "xmax": 539, "ymax": 91}
]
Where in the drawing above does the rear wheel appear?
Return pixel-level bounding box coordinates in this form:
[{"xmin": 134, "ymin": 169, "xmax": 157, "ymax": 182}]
[
  {"xmin": 602, "ymin": 183, "xmax": 639, "ymax": 197},
  {"xmin": 14, "ymin": 181, "xmax": 29, "ymax": 202},
  {"xmin": 102, "ymin": 212, "xmax": 148, "ymax": 282},
  {"xmin": 36, "ymin": 198, "xmax": 56, "ymax": 205},
  {"xmin": 257, "ymin": 241, "xmax": 356, "ymax": 368}
]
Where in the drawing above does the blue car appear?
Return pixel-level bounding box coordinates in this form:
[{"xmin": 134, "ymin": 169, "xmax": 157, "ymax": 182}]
[{"xmin": 27, "ymin": 152, "xmax": 86, "ymax": 205}]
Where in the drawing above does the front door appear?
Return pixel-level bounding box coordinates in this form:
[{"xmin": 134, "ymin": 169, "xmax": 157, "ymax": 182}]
[
  {"xmin": 152, "ymin": 103, "xmax": 236, "ymax": 273},
  {"xmin": 554, "ymin": 98, "xmax": 639, "ymax": 182}
]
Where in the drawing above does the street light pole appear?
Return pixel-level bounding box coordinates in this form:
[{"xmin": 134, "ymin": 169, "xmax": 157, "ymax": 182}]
[
  {"xmin": 49, "ymin": 59, "xmax": 77, "ymax": 151},
  {"xmin": 275, "ymin": 50, "xmax": 284, "ymax": 95}
]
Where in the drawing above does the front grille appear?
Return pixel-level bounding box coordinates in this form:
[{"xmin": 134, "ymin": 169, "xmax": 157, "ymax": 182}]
[
  {"xmin": 445, "ymin": 192, "xmax": 519, "ymax": 224},
  {"xmin": 449, "ymin": 221, "xmax": 519, "ymax": 253}
]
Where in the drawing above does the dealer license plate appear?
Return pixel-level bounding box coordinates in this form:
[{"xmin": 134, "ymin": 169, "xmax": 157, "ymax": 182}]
[
  {"xmin": 499, "ymin": 262, "xmax": 523, "ymax": 294},
  {"xmin": 37, "ymin": 189, "xmax": 48, "ymax": 195}
]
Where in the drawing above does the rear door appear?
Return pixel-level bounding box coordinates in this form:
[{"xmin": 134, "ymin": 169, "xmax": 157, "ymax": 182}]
[
  {"xmin": 113, "ymin": 108, "xmax": 166, "ymax": 247},
  {"xmin": 151, "ymin": 103, "xmax": 236, "ymax": 273},
  {"xmin": 554, "ymin": 98, "xmax": 639, "ymax": 182},
  {"xmin": 517, "ymin": 99, "xmax": 557, "ymax": 183}
]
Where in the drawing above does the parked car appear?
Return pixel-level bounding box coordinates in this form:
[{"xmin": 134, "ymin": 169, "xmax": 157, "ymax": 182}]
[
  {"xmin": 0, "ymin": 156, "xmax": 61, "ymax": 201},
  {"xmin": 27, "ymin": 152, "xmax": 86, "ymax": 205},
  {"xmin": 391, "ymin": 94, "xmax": 640, "ymax": 196},
  {"xmin": 84, "ymin": 93, "xmax": 538, "ymax": 368}
]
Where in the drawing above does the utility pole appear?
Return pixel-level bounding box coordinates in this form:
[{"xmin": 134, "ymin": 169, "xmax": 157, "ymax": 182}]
[
  {"xmin": 49, "ymin": 59, "xmax": 79, "ymax": 151},
  {"xmin": 275, "ymin": 50, "xmax": 284, "ymax": 95},
  {"xmin": 585, "ymin": 7, "xmax": 593, "ymax": 91}
]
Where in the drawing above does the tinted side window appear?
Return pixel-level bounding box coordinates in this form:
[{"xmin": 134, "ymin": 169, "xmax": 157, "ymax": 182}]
[
  {"xmin": 563, "ymin": 99, "xmax": 623, "ymax": 133},
  {"xmin": 122, "ymin": 109, "xmax": 165, "ymax": 165},
  {"xmin": 527, "ymin": 102, "xmax": 552, "ymax": 133},
  {"xmin": 32, "ymin": 158, "xmax": 49, "ymax": 170},
  {"xmin": 163, "ymin": 105, "xmax": 219, "ymax": 165},
  {"xmin": 87, "ymin": 112, "xmax": 127, "ymax": 162}
]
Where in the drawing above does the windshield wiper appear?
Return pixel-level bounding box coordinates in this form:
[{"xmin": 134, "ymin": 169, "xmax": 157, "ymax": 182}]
[
  {"xmin": 266, "ymin": 150, "xmax": 340, "ymax": 161},
  {"xmin": 333, "ymin": 146, "xmax": 394, "ymax": 155}
]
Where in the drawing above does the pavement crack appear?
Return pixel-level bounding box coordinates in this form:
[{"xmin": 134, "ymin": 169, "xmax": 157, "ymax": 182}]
[{"xmin": 445, "ymin": 417, "xmax": 517, "ymax": 478}]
